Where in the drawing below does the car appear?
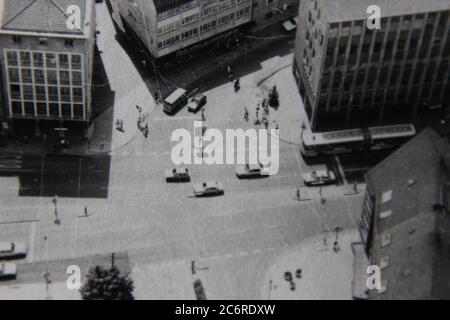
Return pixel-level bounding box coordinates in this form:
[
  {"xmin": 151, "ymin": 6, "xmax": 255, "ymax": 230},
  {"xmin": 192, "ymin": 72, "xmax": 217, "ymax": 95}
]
[
  {"xmin": 187, "ymin": 93, "xmax": 207, "ymax": 113},
  {"xmin": 193, "ymin": 181, "xmax": 224, "ymax": 197},
  {"xmin": 0, "ymin": 262, "xmax": 17, "ymax": 280},
  {"xmin": 165, "ymin": 168, "xmax": 191, "ymax": 183},
  {"xmin": 0, "ymin": 242, "xmax": 27, "ymax": 260},
  {"xmin": 302, "ymin": 166, "xmax": 337, "ymax": 186},
  {"xmin": 282, "ymin": 16, "xmax": 299, "ymax": 32},
  {"xmin": 235, "ymin": 163, "xmax": 270, "ymax": 179}
]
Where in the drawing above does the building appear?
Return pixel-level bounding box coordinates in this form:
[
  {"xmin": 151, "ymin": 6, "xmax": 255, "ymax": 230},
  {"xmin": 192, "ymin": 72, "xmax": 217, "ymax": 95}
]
[
  {"xmin": 293, "ymin": 0, "xmax": 450, "ymax": 132},
  {"xmin": 353, "ymin": 128, "xmax": 450, "ymax": 299},
  {"xmin": 0, "ymin": 0, "xmax": 96, "ymax": 138},
  {"xmin": 117, "ymin": 0, "xmax": 253, "ymax": 59}
]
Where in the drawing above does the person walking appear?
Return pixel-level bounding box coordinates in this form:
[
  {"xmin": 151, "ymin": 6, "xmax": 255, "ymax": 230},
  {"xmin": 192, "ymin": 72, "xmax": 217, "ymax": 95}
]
[
  {"xmin": 244, "ymin": 107, "xmax": 249, "ymax": 121},
  {"xmin": 296, "ymin": 187, "xmax": 301, "ymax": 201},
  {"xmin": 84, "ymin": 206, "xmax": 89, "ymax": 218}
]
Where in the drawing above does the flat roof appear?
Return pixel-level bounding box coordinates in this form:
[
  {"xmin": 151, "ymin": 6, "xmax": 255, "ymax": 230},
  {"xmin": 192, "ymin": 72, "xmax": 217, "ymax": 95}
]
[{"xmin": 320, "ymin": 0, "xmax": 450, "ymax": 22}]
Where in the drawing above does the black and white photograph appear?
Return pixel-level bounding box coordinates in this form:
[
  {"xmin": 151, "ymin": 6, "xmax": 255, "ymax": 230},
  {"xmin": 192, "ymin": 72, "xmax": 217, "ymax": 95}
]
[{"xmin": 0, "ymin": 0, "xmax": 449, "ymax": 305}]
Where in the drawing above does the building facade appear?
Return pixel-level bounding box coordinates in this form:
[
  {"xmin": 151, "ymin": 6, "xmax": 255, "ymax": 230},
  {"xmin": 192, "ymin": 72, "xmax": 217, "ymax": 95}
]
[
  {"xmin": 118, "ymin": 0, "xmax": 253, "ymax": 59},
  {"xmin": 0, "ymin": 0, "xmax": 96, "ymax": 138},
  {"xmin": 353, "ymin": 128, "xmax": 450, "ymax": 299},
  {"xmin": 293, "ymin": 0, "xmax": 450, "ymax": 131}
]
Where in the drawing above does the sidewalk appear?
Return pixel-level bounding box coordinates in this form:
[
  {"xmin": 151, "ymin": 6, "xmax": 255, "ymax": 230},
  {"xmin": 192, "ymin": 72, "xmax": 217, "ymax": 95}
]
[{"xmin": 262, "ymin": 229, "xmax": 361, "ymax": 300}]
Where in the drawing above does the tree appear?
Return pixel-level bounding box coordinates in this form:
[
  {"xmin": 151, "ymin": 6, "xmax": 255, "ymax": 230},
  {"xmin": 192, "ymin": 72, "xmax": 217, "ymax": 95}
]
[{"xmin": 80, "ymin": 266, "xmax": 134, "ymax": 300}]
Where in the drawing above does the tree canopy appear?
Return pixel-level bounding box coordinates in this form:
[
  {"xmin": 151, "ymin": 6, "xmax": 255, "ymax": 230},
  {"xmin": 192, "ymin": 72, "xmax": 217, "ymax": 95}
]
[{"xmin": 80, "ymin": 266, "xmax": 134, "ymax": 300}]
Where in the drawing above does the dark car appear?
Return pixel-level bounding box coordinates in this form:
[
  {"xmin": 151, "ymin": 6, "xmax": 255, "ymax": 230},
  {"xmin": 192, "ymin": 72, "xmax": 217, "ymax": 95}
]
[{"xmin": 165, "ymin": 168, "xmax": 191, "ymax": 183}]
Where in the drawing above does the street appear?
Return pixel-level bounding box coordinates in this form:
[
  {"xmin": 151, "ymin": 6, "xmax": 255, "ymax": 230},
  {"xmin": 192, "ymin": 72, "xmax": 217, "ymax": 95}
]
[{"xmin": 0, "ymin": 1, "xmax": 366, "ymax": 300}]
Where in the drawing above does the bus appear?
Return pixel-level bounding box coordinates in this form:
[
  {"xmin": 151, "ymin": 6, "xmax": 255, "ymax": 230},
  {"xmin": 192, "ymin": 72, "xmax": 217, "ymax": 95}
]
[
  {"xmin": 301, "ymin": 124, "xmax": 416, "ymax": 157},
  {"xmin": 163, "ymin": 88, "xmax": 188, "ymax": 114}
]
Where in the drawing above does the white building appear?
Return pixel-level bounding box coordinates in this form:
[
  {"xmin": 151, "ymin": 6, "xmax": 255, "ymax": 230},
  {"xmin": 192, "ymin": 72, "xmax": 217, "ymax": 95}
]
[
  {"xmin": 118, "ymin": 0, "xmax": 253, "ymax": 59},
  {"xmin": 0, "ymin": 0, "xmax": 96, "ymax": 138}
]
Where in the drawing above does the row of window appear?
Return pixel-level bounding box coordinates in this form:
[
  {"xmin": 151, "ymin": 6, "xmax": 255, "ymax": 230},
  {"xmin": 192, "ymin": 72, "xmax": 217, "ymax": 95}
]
[
  {"xmin": 9, "ymin": 84, "xmax": 83, "ymax": 103},
  {"xmin": 6, "ymin": 51, "xmax": 82, "ymax": 70},
  {"xmin": 11, "ymin": 35, "xmax": 75, "ymax": 47},
  {"xmin": 157, "ymin": 0, "xmax": 249, "ymax": 20},
  {"xmin": 9, "ymin": 101, "xmax": 85, "ymax": 119},
  {"xmin": 157, "ymin": 7, "xmax": 250, "ymax": 49},
  {"xmin": 8, "ymin": 68, "xmax": 83, "ymax": 86}
]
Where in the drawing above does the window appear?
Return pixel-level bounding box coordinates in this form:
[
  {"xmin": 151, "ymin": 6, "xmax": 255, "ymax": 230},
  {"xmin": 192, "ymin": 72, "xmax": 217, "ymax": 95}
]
[
  {"xmin": 71, "ymin": 55, "xmax": 82, "ymax": 69},
  {"xmin": 59, "ymin": 54, "xmax": 69, "ymax": 69},
  {"xmin": 64, "ymin": 39, "xmax": 74, "ymax": 47},
  {"xmin": 6, "ymin": 51, "xmax": 18, "ymax": 66},
  {"xmin": 38, "ymin": 37, "xmax": 48, "ymax": 46},
  {"xmin": 12, "ymin": 35, "xmax": 22, "ymax": 44}
]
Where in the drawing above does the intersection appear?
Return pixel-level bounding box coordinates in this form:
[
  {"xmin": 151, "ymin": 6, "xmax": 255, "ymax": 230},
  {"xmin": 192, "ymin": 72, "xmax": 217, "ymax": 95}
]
[{"xmin": 0, "ymin": 1, "xmax": 365, "ymax": 300}]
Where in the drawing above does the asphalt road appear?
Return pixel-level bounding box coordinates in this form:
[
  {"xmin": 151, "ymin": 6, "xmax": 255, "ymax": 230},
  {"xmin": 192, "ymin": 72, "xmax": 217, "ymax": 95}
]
[{"xmin": 0, "ymin": 2, "xmax": 367, "ymax": 299}]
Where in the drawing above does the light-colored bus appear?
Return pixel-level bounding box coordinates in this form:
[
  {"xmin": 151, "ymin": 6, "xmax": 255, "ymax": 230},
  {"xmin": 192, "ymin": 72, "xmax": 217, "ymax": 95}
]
[
  {"xmin": 301, "ymin": 124, "xmax": 416, "ymax": 157},
  {"xmin": 163, "ymin": 88, "xmax": 188, "ymax": 114}
]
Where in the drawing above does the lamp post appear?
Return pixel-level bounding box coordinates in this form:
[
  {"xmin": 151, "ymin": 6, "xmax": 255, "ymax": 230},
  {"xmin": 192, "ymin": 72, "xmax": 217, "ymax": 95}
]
[
  {"xmin": 52, "ymin": 195, "xmax": 60, "ymax": 225},
  {"xmin": 43, "ymin": 236, "xmax": 52, "ymax": 300}
]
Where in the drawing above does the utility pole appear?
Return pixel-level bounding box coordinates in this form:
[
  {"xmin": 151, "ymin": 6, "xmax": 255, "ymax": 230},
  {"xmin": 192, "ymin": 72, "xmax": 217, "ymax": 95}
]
[{"xmin": 52, "ymin": 195, "xmax": 60, "ymax": 225}]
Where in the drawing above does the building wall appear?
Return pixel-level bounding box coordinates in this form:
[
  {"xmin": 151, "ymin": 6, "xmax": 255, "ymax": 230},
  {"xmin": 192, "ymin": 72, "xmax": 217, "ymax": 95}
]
[
  {"xmin": 294, "ymin": 3, "xmax": 450, "ymax": 131},
  {"xmin": 119, "ymin": 0, "xmax": 253, "ymax": 58}
]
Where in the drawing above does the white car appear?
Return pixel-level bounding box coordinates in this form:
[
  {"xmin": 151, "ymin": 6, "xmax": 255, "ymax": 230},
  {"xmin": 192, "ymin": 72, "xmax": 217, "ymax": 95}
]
[
  {"xmin": 187, "ymin": 94, "xmax": 207, "ymax": 113},
  {"xmin": 235, "ymin": 163, "xmax": 270, "ymax": 179},
  {"xmin": 193, "ymin": 181, "xmax": 224, "ymax": 197},
  {"xmin": 0, "ymin": 242, "xmax": 27, "ymax": 259},
  {"xmin": 0, "ymin": 262, "xmax": 17, "ymax": 280},
  {"xmin": 302, "ymin": 168, "xmax": 336, "ymax": 186}
]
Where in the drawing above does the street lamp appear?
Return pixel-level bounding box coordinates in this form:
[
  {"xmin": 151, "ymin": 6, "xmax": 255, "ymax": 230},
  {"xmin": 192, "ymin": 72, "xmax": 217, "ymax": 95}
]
[
  {"xmin": 43, "ymin": 236, "xmax": 52, "ymax": 300},
  {"xmin": 52, "ymin": 195, "xmax": 60, "ymax": 225}
]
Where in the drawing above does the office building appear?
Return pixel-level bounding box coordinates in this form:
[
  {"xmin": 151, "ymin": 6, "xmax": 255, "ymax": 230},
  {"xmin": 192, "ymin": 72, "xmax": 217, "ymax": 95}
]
[
  {"xmin": 0, "ymin": 0, "xmax": 96, "ymax": 138},
  {"xmin": 293, "ymin": 0, "xmax": 450, "ymax": 131},
  {"xmin": 118, "ymin": 0, "xmax": 253, "ymax": 59}
]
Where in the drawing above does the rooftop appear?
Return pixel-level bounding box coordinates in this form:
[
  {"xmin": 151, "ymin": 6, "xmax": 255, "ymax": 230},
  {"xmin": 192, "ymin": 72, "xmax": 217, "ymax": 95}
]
[
  {"xmin": 365, "ymin": 128, "xmax": 450, "ymax": 299},
  {"xmin": 320, "ymin": 0, "xmax": 450, "ymax": 22},
  {"xmin": 0, "ymin": 0, "xmax": 93, "ymax": 36}
]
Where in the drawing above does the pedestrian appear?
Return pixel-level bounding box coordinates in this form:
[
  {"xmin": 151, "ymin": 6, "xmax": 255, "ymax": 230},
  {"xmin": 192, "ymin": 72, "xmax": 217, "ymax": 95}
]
[
  {"xmin": 244, "ymin": 107, "xmax": 249, "ymax": 121},
  {"xmin": 84, "ymin": 206, "xmax": 89, "ymax": 218},
  {"xmin": 296, "ymin": 187, "xmax": 301, "ymax": 201},
  {"xmin": 333, "ymin": 241, "xmax": 340, "ymax": 253}
]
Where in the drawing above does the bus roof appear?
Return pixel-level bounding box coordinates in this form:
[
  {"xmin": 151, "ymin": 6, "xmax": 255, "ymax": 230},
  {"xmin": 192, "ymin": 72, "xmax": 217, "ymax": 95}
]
[
  {"xmin": 303, "ymin": 129, "xmax": 365, "ymax": 146},
  {"xmin": 369, "ymin": 124, "xmax": 416, "ymax": 140},
  {"xmin": 164, "ymin": 88, "xmax": 187, "ymax": 105}
]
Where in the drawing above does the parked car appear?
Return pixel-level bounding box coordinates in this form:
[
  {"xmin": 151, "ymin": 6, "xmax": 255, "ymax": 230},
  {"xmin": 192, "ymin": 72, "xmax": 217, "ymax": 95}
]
[
  {"xmin": 165, "ymin": 168, "xmax": 191, "ymax": 183},
  {"xmin": 302, "ymin": 166, "xmax": 336, "ymax": 186},
  {"xmin": 235, "ymin": 163, "xmax": 270, "ymax": 179},
  {"xmin": 193, "ymin": 181, "xmax": 224, "ymax": 197},
  {"xmin": 187, "ymin": 93, "xmax": 207, "ymax": 113},
  {"xmin": 0, "ymin": 242, "xmax": 27, "ymax": 260},
  {"xmin": 0, "ymin": 262, "xmax": 17, "ymax": 280}
]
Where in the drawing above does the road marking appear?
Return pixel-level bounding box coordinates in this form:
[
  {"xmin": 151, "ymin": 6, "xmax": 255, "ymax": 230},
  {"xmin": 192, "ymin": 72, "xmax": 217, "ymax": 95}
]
[
  {"xmin": 334, "ymin": 155, "xmax": 348, "ymax": 185},
  {"xmin": 27, "ymin": 221, "xmax": 37, "ymax": 263}
]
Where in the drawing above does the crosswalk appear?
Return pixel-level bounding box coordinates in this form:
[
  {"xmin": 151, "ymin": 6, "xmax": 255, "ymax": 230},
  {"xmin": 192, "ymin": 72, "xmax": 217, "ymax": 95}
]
[{"xmin": 0, "ymin": 154, "xmax": 23, "ymax": 172}]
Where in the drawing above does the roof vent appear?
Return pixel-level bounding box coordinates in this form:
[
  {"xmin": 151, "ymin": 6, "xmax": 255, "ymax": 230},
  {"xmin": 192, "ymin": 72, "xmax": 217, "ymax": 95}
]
[
  {"xmin": 407, "ymin": 179, "xmax": 416, "ymax": 187},
  {"xmin": 380, "ymin": 210, "xmax": 392, "ymax": 219}
]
